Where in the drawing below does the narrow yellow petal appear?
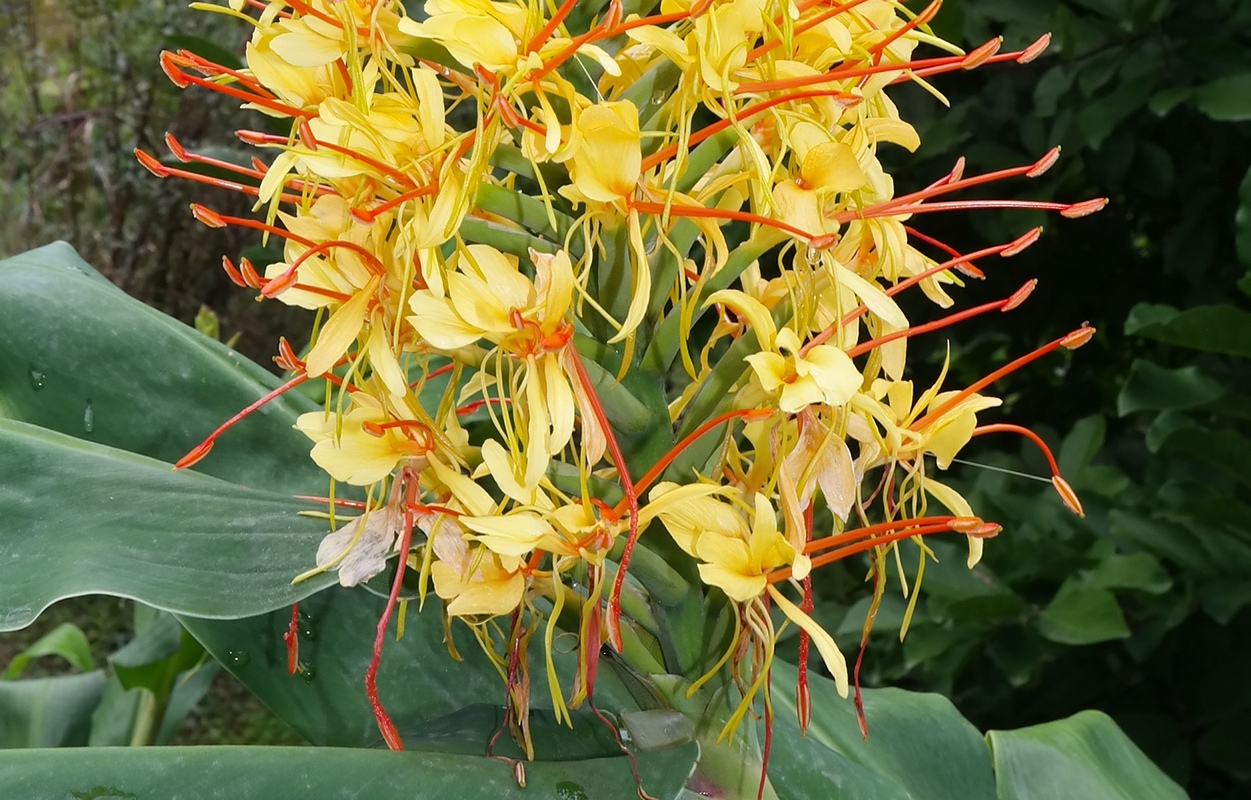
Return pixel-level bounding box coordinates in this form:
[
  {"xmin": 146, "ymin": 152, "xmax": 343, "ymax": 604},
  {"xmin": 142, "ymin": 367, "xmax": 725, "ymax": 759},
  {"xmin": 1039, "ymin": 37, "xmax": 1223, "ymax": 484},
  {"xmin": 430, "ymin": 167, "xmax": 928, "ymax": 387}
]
[
  {"xmin": 769, "ymin": 584, "xmax": 849, "ymax": 697},
  {"xmin": 305, "ymin": 276, "xmax": 378, "ymax": 376}
]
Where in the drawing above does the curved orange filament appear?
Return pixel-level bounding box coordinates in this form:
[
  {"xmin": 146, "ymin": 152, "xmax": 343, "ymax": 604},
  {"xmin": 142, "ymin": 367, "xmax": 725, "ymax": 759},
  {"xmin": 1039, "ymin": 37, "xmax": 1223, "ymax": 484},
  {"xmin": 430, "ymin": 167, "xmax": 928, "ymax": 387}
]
[
  {"xmin": 174, "ymin": 372, "xmax": 311, "ymax": 470},
  {"xmin": 526, "ymin": 0, "xmax": 579, "ymax": 53},
  {"xmin": 851, "ymin": 149, "xmax": 1062, "ymax": 221},
  {"xmin": 353, "ymin": 183, "xmax": 441, "ymax": 224},
  {"xmin": 867, "ymin": 0, "xmax": 942, "ymax": 58},
  {"xmin": 843, "ymin": 280, "xmax": 1032, "ymax": 358},
  {"xmin": 804, "ymin": 515, "xmax": 956, "ymax": 556},
  {"xmin": 364, "ymin": 471, "xmax": 420, "ymax": 751},
  {"xmin": 912, "ymin": 325, "xmax": 1095, "ymax": 432},
  {"xmin": 160, "ymin": 51, "xmax": 312, "ymax": 119},
  {"xmin": 803, "ymin": 235, "xmax": 1032, "ymax": 355},
  {"xmin": 563, "ymin": 341, "xmax": 637, "ymax": 654},
  {"xmin": 236, "ymin": 129, "xmax": 419, "ymax": 190},
  {"xmin": 263, "ymin": 238, "xmax": 386, "ymax": 299},
  {"xmin": 134, "ymin": 149, "xmax": 300, "ymax": 205},
  {"xmin": 832, "ymin": 198, "xmax": 1092, "ymax": 225},
  {"xmin": 615, "ymin": 407, "xmax": 771, "ymax": 516},
  {"xmin": 746, "ymin": 0, "xmax": 874, "ymax": 62},
  {"xmin": 971, "ymin": 423, "xmax": 1060, "ymax": 475},
  {"xmin": 630, "ymin": 200, "xmax": 816, "ymax": 241},
  {"xmin": 191, "ymin": 205, "xmax": 317, "ymax": 246},
  {"xmin": 169, "ymin": 49, "xmax": 274, "ymax": 98},
  {"xmin": 770, "ymin": 519, "xmax": 997, "ymax": 583},
  {"xmin": 640, "ymin": 88, "xmax": 860, "ymax": 174}
]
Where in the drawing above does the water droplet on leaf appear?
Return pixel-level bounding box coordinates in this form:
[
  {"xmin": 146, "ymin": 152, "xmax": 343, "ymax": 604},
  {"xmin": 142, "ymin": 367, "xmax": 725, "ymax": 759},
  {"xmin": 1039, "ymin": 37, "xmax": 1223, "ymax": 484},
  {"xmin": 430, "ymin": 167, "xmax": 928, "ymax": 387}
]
[
  {"xmin": 28, "ymin": 369, "xmax": 45, "ymax": 390},
  {"xmin": 225, "ymin": 649, "xmax": 250, "ymax": 667},
  {"xmin": 83, "ymin": 401, "xmax": 95, "ymax": 433},
  {"xmin": 555, "ymin": 781, "xmax": 588, "ymax": 800}
]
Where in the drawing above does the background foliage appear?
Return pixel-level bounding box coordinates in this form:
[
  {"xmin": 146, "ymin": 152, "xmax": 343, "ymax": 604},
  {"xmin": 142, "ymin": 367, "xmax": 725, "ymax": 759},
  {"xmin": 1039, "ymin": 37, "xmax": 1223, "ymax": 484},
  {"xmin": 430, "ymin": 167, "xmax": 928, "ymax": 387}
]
[{"xmin": 1, "ymin": 1, "xmax": 1248, "ymax": 799}]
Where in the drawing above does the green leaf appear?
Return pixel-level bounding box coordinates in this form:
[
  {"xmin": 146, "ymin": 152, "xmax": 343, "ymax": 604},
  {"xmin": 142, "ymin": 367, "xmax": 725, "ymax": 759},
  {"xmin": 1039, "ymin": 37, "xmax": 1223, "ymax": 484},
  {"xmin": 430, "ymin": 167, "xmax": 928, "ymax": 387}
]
[
  {"xmin": 1, "ymin": 623, "xmax": 95, "ymax": 680},
  {"xmin": 1237, "ymin": 166, "xmax": 1251, "ymax": 269},
  {"xmin": 180, "ymin": 583, "xmax": 640, "ymax": 748},
  {"xmin": 0, "ymin": 672, "xmax": 107, "ymax": 748},
  {"xmin": 989, "ymin": 710, "xmax": 1187, "ymax": 800},
  {"xmin": 1160, "ymin": 426, "xmax": 1251, "ymax": 490},
  {"xmin": 109, "ymin": 614, "xmax": 204, "ymax": 695},
  {"xmin": 1036, "ymin": 579, "xmax": 1130, "ymax": 645},
  {"xmin": 1088, "ymin": 553, "xmax": 1172, "ymax": 595},
  {"xmin": 770, "ymin": 661, "xmax": 998, "ymax": 800},
  {"xmin": 1194, "ymin": 73, "xmax": 1251, "ymax": 121},
  {"xmin": 164, "ymin": 34, "xmax": 244, "ymax": 70},
  {"xmin": 1125, "ymin": 302, "xmax": 1251, "ymax": 358},
  {"xmin": 1117, "ymin": 359, "xmax": 1225, "ymax": 416},
  {"xmin": 0, "ymin": 419, "xmax": 336, "ymax": 632},
  {"xmin": 0, "ymin": 741, "xmax": 699, "ymax": 800},
  {"xmin": 0, "ymin": 242, "xmax": 326, "ymax": 495},
  {"xmin": 1058, "ymin": 415, "xmax": 1106, "ymax": 481}
]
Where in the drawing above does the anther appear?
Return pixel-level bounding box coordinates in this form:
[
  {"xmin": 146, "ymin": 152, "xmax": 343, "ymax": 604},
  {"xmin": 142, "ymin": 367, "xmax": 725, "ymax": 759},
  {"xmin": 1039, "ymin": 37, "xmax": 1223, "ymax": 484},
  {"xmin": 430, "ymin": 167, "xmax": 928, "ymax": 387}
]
[
  {"xmin": 808, "ymin": 232, "xmax": 840, "ymax": 250},
  {"xmin": 190, "ymin": 204, "xmax": 227, "ymax": 228},
  {"xmin": 134, "ymin": 149, "xmax": 170, "ymax": 178},
  {"xmin": 159, "ymin": 51, "xmax": 190, "ymax": 87},
  {"xmin": 1018, "ymin": 33, "xmax": 1052, "ymax": 64},
  {"xmin": 261, "ymin": 268, "xmax": 299, "ymax": 298},
  {"xmin": 221, "ymin": 256, "xmax": 247, "ymax": 288},
  {"xmin": 947, "ymin": 516, "xmax": 986, "ymax": 533},
  {"xmin": 961, "ymin": 37, "xmax": 1002, "ymax": 69},
  {"xmin": 1061, "ymin": 198, "xmax": 1108, "ymax": 218},
  {"xmin": 174, "ymin": 440, "xmax": 214, "ymax": 470},
  {"xmin": 164, "ymin": 132, "xmax": 191, "ymax": 163},
  {"xmin": 949, "ymin": 156, "xmax": 966, "ymax": 184},
  {"xmin": 239, "ymin": 257, "xmax": 265, "ymax": 289},
  {"xmin": 1027, "ymin": 146, "xmax": 1061, "ymax": 178},
  {"xmin": 1001, "ymin": 227, "xmax": 1042, "ymax": 257},
  {"xmin": 1051, "ymin": 475, "xmax": 1084, "ymax": 517},
  {"xmin": 1002, "ymin": 280, "xmax": 1037, "ymax": 311},
  {"xmin": 1061, "ymin": 325, "xmax": 1095, "ymax": 350}
]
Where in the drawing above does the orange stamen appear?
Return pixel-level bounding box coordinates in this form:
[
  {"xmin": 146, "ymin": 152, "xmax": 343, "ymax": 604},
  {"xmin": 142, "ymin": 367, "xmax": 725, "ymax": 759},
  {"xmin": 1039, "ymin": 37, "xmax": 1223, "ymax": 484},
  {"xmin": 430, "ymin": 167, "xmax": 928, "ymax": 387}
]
[
  {"xmin": 563, "ymin": 341, "xmax": 638, "ymax": 654},
  {"xmin": 174, "ymin": 372, "xmax": 311, "ymax": 469},
  {"xmin": 616, "ymin": 407, "xmax": 771, "ymax": 515},
  {"xmin": 912, "ymin": 325, "xmax": 1095, "ymax": 432}
]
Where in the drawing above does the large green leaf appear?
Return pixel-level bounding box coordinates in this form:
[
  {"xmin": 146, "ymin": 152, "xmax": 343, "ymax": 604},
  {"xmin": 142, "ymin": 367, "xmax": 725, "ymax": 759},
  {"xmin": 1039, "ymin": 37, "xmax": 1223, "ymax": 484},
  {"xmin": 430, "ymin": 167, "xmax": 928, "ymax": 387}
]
[
  {"xmin": 1194, "ymin": 74, "xmax": 1251, "ymax": 122},
  {"xmin": 989, "ymin": 710, "xmax": 1187, "ymax": 800},
  {"xmin": 181, "ymin": 584, "xmax": 642, "ymax": 748},
  {"xmin": 1117, "ymin": 360, "xmax": 1225, "ymax": 416},
  {"xmin": 769, "ymin": 661, "xmax": 998, "ymax": 800},
  {"xmin": 1, "ymin": 622, "xmax": 94, "ymax": 680},
  {"xmin": 0, "ymin": 242, "xmax": 325, "ymax": 495},
  {"xmin": 0, "ymin": 420, "xmax": 335, "ymax": 632},
  {"xmin": 1124, "ymin": 302, "xmax": 1251, "ymax": 358},
  {"xmin": 0, "ymin": 672, "xmax": 106, "ymax": 748},
  {"xmin": 0, "ymin": 741, "xmax": 699, "ymax": 800},
  {"xmin": 1036, "ymin": 579, "xmax": 1130, "ymax": 646}
]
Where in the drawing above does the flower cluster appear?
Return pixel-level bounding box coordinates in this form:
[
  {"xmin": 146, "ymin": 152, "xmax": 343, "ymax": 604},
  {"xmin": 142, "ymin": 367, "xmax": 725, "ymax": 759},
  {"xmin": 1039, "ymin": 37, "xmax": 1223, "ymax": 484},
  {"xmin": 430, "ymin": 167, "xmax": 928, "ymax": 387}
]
[{"xmin": 142, "ymin": 0, "xmax": 1100, "ymax": 756}]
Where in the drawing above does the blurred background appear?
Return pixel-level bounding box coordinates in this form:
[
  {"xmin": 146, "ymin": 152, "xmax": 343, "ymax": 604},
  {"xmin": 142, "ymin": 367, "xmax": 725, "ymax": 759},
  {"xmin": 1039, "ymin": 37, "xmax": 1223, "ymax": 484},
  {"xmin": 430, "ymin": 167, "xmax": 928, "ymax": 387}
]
[{"xmin": 2, "ymin": 1, "xmax": 1249, "ymax": 797}]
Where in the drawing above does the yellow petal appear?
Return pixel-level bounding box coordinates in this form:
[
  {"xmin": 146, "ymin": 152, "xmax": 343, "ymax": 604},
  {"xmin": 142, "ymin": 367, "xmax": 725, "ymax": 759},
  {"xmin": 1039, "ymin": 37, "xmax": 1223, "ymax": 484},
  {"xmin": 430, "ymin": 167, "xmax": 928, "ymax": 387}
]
[
  {"xmin": 571, "ymin": 101, "xmax": 641, "ymax": 203},
  {"xmin": 800, "ymin": 141, "xmax": 867, "ymax": 193},
  {"xmin": 803, "ymin": 344, "xmax": 862, "ymax": 406},
  {"xmin": 704, "ymin": 289, "xmax": 777, "ymax": 350},
  {"xmin": 699, "ymin": 562, "xmax": 767, "ymax": 603},
  {"xmin": 305, "ymin": 276, "xmax": 378, "ymax": 376},
  {"xmin": 768, "ymin": 585, "xmax": 848, "ymax": 697}
]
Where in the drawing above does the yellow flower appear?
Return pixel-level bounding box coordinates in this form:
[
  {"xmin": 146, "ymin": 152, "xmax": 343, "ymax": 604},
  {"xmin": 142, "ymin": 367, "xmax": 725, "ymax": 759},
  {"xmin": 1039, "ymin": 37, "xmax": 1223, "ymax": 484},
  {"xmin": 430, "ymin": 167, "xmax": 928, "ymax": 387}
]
[
  {"xmin": 430, "ymin": 544, "xmax": 527, "ymax": 618},
  {"xmin": 294, "ymin": 393, "xmax": 430, "ymax": 485},
  {"xmin": 558, "ymin": 101, "xmax": 642, "ymax": 206},
  {"xmin": 648, "ymin": 483, "xmax": 849, "ymax": 697}
]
